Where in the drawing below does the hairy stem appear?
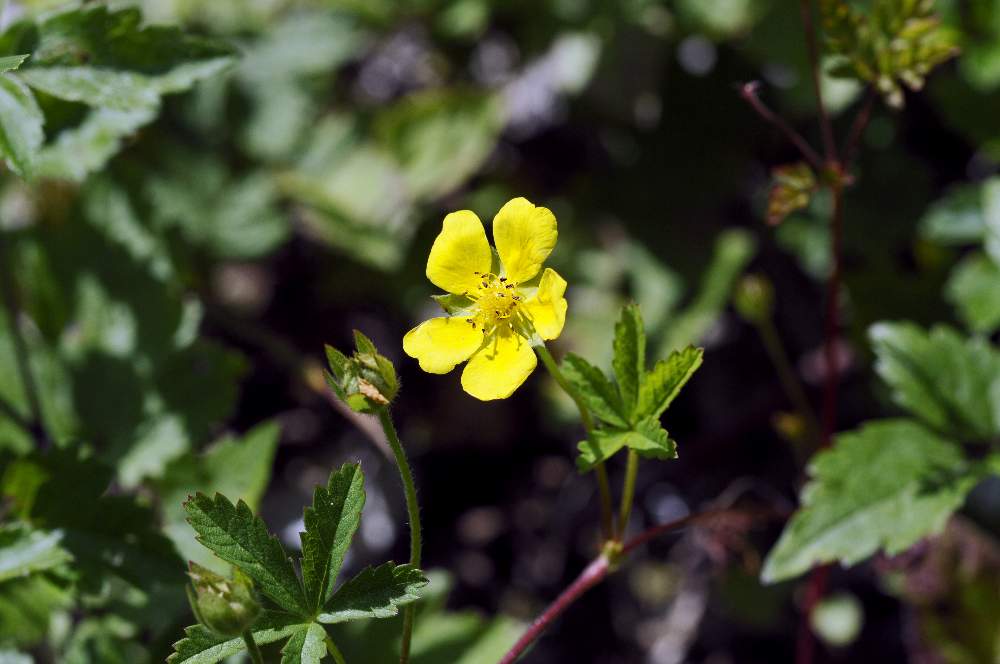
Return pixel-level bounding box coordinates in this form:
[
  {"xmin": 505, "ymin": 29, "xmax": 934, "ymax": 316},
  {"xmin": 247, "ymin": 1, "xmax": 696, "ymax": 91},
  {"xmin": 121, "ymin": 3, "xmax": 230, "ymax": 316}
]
[
  {"xmin": 376, "ymin": 407, "xmax": 422, "ymax": 664},
  {"xmin": 325, "ymin": 634, "xmax": 347, "ymax": 664},
  {"xmin": 536, "ymin": 343, "xmax": 615, "ymax": 541},
  {"xmin": 756, "ymin": 316, "xmax": 821, "ymax": 448},
  {"xmin": 241, "ymin": 631, "xmax": 264, "ymax": 664},
  {"xmin": 617, "ymin": 449, "xmax": 639, "ymax": 540}
]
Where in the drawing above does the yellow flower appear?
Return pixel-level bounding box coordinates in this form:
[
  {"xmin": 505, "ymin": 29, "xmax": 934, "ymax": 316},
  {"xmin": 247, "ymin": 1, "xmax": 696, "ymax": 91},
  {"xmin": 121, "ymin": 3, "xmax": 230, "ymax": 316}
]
[{"xmin": 403, "ymin": 197, "xmax": 568, "ymax": 400}]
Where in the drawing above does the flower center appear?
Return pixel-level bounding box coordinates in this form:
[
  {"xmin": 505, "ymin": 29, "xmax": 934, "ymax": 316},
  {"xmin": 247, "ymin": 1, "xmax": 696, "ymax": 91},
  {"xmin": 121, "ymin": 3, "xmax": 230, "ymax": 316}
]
[{"xmin": 464, "ymin": 271, "xmax": 521, "ymax": 333}]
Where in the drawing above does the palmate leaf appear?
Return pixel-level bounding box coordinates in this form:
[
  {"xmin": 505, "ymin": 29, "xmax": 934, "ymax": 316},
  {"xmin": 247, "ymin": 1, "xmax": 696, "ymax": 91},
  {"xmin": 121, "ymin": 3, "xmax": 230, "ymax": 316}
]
[
  {"xmin": 300, "ymin": 463, "xmax": 365, "ymax": 611},
  {"xmin": 280, "ymin": 622, "xmax": 327, "ymax": 664},
  {"xmin": 869, "ymin": 322, "xmax": 1000, "ymax": 440},
  {"xmin": 318, "ymin": 562, "xmax": 428, "ymax": 624},
  {"xmin": 168, "ymin": 611, "xmax": 303, "ymax": 664},
  {"xmin": 184, "ymin": 493, "xmax": 308, "ymax": 616},
  {"xmin": 762, "ymin": 419, "xmax": 991, "ymax": 583},
  {"xmin": 576, "ymin": 417, "xmax": 677, "ymax": 472}
]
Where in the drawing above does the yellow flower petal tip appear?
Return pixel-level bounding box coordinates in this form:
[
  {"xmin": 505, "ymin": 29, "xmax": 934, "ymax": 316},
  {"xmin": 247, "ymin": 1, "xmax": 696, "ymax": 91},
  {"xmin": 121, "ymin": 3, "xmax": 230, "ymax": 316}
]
[{"xmin": 405, "ymin": 197, "xmax": 567, "ymax": 400}]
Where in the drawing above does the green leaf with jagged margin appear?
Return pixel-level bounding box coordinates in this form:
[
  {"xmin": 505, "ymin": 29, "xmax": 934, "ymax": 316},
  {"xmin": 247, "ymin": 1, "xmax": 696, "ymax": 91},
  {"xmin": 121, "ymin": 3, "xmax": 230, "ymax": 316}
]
[
  {"xmin": 869, "ymin": 322, "xmax": 1000, "ymax": 441},
  {"xmin": 158, "ymin": 421, "xmax": 281, "ymax": 572},
  {"xmin": 576, "ymin": 417, "xmax": 677, "ymax": 472},
  {"xmin": 280, "ymin": 622, "xmax": 327, "ymax": 664},
  {"xmin": 318, "ymin": 562, "xmax": 428, "ymax": 624},
  {"xmin": 0, "ymin": 524, "xmax": 70, "ymax": 583},
  {"xmin": 560, "ymin": 353, "xmax": 628, "ymax": 429},
  {"xmin": 0, "ymin": 55, "xmax": 28, "ymax": 74},
  {"xmin": 301, "ymin": 463, "xmax": 366, "ymax": 612},
  {"xmin": 0, "ymin": 73, "xmax": 43, "ymax": 177},
  {"xmin": 762, "ymin": 419, "xmax": 991, "ymax": 583},
  {"xmin": 612, "ymin": 304, "xmax": 645, "ymax": 417},
  {"xmin": 636, "ymin": 346, "xmax": 703, "ymax": 421},
  {"xmin": 184, "ymin": 492, "xmax": 308, "ymax": 616},
  {"xmin": 945, "ymin": 253, "xmax": 1000, "ymax": 335},
  {"xmin": 168, "ymin": 611, "xmax": 303, "ymax": 664}
]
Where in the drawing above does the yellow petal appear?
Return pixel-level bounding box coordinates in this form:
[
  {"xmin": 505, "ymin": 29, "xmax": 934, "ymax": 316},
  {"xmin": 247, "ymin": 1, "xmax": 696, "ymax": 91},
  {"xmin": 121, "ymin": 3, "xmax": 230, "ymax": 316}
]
[
  {"xmin": 493, "ymin": 197, "xmax": 557, "ymax": 283},
  {"xmin": 403, "ymin": 317, "xmax": 484, "ymax": 374},
  {"xmin": 426, "ymin": 210, "xmax": 493, "ymax": 294},
  {"xmin": 521, "ymin": 267, "xmax": 568, "ymax": 340},
  {"xmin": 461, "ymin": 327, "xmax": 537, "ymax": 400}
]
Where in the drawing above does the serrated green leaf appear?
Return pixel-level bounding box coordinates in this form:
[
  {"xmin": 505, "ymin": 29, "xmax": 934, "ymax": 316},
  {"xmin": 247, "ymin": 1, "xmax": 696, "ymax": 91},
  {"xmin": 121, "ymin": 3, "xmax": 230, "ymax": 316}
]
[
  {"xmin": 318, "ymin": 562, "xmax": 428, "ymax": 624},
  {"xmin": 636, "ymin": 346, "xmax": 703, "ymax": 420},
  {"xmin": 159, "ymin": 421, "xmax": 281, "ymax": 572},
  {"xmin": 612, "ymin": 304, "xmax": 645, "ymax": 415},
  {"xmin": 184, "ymin": 493, "xmax": 307, "ymax": 616},
  {"xmin": 0, "ymin": 73, "xmax": 43, "ymax": 177},
  {"xmin": 560, "ymin": 353, "xmax": 628, "ymax": 428},
  {"xmin": 0, "ymin": 55, "xmax": 27, "ymax": 74},
  {"xmin": 945, "ymin": 253, "xmax": 1000, "ymax": 335},
  {"xmin": 19, "ymin": 67, "xmax": 160, "ymax": 110},
  {"xmin": 762, "ymin": 419, "xmax": 987, "ymax": 583},
  {"xmin": 168, "ymin": 611, "xmax": 303, "ymax": 664},
  {"xmin": 280, "ymin": 622, "xmax": 327, "ymax": 664},
  {"xmin": 869, "ymin": 322, "xmax": 1000, "ymax": 440},
  {"xmin": 301, "ymin": 463, "xmax": 366, "ymax": 612},
  {"xmin": 576, "ymin": 417, "xmax": 677, "ymax": 472},
  {"xmin": 0, "ymin": 525, "xmax": 70, "ymax": 582}
]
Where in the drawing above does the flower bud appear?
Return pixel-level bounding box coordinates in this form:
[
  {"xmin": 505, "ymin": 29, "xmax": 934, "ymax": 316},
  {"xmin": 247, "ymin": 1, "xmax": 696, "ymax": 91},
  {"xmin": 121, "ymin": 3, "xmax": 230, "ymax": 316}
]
[
  {"xmin": 325, "ymin": 330, "xmax": 399, "ymax": 413},
  {"xmin": 733, "ymin": 274, "xmax": 774, "ymax": 324},
  {"xmin": 186, "ymin": 562, "xmax": 261, "ymax": 638}
]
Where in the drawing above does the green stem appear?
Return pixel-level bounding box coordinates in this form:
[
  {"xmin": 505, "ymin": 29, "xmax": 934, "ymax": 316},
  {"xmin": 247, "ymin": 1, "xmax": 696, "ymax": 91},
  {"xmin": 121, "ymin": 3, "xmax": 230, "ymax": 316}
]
[
  {"xmin": 325, "ymin": 634, "xmax": 347, "ymax": 664},
  {"xmin": 617, "ymin": 449, "xmax": 639, "ymax": 540},
  {"xmin": 756, "ymin": 316, "xmax": 821, "ymax": 448},
  {"xmin": 536, "ymin": 344, "xmax": 615, "ymax": 541},
  {"xmin": 241, "ymin": 631, "xmax": 264, "ymax": 664},
  {"xmin": 375, "ymin": 407, "xmax": 422, "ymax": 664}
]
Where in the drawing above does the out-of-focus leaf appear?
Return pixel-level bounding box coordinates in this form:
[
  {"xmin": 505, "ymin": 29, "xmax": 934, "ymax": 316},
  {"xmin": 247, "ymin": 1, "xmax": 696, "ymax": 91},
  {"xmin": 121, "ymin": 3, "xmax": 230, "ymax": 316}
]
[
  {"xmin": 375, "ymin": 91, "xmax": 504, "ymax": 199},
  {"xmin": 676, "ymin": 0, "xmax": 768, "ymax": 36},
  {"xmin": 766, "ymin": 162, "xmax": 816, "ymax": 226},
  {"xmin": 279, "ymin": 115, "xmax": 414, "ymax": 270},
  {"xmin": 0, "ymin": 74, "xmax": 44, "ymax": 177},
  {"xmin": 0, "ymin": 525, "xmax": 69, "ymax": 583},
  {"xmin": 919, "ymin": 181, "xmax": 988, "ymax": 245},
  {"xmin": 762, "ymin": 419, "xmax": 989, "ymax": 583},
  {"xmin": 0, "ymin": 55, "xmax": 28, "ymax": 74},
  {"xmin": 0, "ymin": 575, "xmax": 71, "ymax": 647},
  {"xmin": 869, "ymin": 322, "xmax": 1000, "ymax": 441},
  {"xmin": 659, "ymin": 229, "xmax": 756, "ymax": 353},
  {"xmin": 147, "ymin": 154, "xmax": 290, "ymax": 259},
  {"xmin": 983, "ymin": 177, "xmax": 1000, "ymax": 265},
  {"xmin": 945, "ymin": 253, "xmax": 1000, "ymax": 335},
  {"xmin": 775, "ymin": 213, "xmax": 831, "ymax": 278}
]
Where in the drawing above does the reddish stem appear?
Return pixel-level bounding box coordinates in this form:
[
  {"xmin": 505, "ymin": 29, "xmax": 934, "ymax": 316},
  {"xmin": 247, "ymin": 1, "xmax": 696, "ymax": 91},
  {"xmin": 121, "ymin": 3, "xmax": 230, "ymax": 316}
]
[
  {"xmin": 497, "ymin": 509, "xmax": 778, "ymax": 664},
  {"xmin": 497, "ymin": 556, "xmax": 610, "ymax": 664},
  {"xmin": 740, "ymin": 82, "xmax": 824, "ymax": 172},
  {"xmin": 800, "ymin": 0, "xmax": 837, "ymax": 163}
]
